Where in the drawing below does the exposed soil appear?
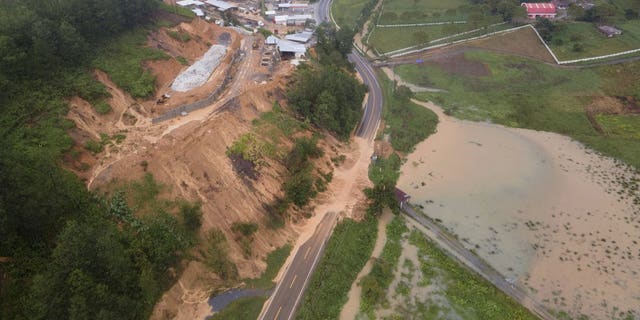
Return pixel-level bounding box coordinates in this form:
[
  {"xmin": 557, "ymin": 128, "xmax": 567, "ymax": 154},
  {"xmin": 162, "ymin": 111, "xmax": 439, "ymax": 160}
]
[
  {"xmin": 63, "ymin": 16, "xmax": 376, "ymax": 320},
  {"xmin": 426, "ymin": 50, "xmax": 491, "ymax": 77},
  {"xmin": 467, "ymin": 26, "xmax": 557, "ymax": 64}
]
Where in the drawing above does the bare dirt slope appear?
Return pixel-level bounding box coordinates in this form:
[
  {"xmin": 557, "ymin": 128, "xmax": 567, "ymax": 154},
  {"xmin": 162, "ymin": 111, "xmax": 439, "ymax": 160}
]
[{"xmin": 64, "ymin": 15, "xmax": 375, "ymax": 320}]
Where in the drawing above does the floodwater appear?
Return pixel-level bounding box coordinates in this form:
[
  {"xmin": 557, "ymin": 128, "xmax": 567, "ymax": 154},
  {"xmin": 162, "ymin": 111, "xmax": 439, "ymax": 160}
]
[
  {"xmin": 207, "ymin": 288, "xmax": 269, "ymax": 312},
  {"xmin": 397, "ymin": 100, "xmax": 640, "ymax": 319}
]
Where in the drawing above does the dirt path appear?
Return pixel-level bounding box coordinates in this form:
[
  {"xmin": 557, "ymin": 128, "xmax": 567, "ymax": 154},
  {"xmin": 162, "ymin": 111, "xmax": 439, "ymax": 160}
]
[
  {"xmin": 339, "ymin": 208, "xmax": 393, "ymax": 320},
  {"xmin": 380, "ymin": 67, "xmax": 446, "ymax": 92}
]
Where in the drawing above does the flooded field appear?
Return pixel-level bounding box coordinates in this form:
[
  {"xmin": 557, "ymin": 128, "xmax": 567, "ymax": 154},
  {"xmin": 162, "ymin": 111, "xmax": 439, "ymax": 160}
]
[{"xmin": 397, "ymin": 100, "xmax": 640, "ymax": 319}]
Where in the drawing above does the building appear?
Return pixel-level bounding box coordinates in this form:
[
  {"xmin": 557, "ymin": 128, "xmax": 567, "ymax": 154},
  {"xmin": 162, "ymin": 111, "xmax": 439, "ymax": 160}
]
[
  {"xmin": 394, "ymin": 188, "xmax": 411, "ymax": 210},
  {"xmin": 205, "ymin": 0, "xmax": 238, "ymax": 12},
  {"xmin": 274, "ymin": 14, "xmax": 314, "ymax": 26},
  {"xmin": 521, "ymin": 3, "xmax": 557, "ymax": 19},
  {"xmin": 177, "ymin": 0, "xmax": 204, "ymax": 6},
  {"xmin": 265, "ymin": 36, "xmax": 306, "ymax": 58},
  {"xmin": 598, "ymin": 25, "xmax": 623, "ymax": 37},
  {"xmin": 284, "ymin": 31, "xmax": 313, "ymax": 43},
  {"xmin": 192, "ymin": 8, "xmax": 205, "ymax": 16}
]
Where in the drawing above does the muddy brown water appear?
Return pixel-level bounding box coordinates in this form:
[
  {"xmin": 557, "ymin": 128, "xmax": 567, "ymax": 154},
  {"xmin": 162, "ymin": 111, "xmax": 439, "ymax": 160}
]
[{"xmin": 397, "ymin": 100, "xmax": 640, "ymax": 319}]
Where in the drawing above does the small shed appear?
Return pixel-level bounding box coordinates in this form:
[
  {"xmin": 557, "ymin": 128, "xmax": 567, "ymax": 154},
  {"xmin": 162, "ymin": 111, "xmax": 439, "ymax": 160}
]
[
  {"xmin": 192, "ymin": 8, "xmax": 205, "ymax": 17},
  {"xmin": 265, "ymin": 35, "xmax": 280, "ymax": 45},
  {"xmin": 598, "ymin": 25, "xmax": 623, "ymax": 38},
  {"xmin": 394, "ymin": 188, "xmax": 411, "ymax": 210}
]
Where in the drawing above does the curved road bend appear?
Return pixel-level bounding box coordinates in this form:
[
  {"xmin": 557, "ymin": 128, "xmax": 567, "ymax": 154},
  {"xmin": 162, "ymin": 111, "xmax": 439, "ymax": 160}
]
[
  {"xmin": 402, "ymin": 205, "xmax": 558, "ymax": 320},
  {"xmin": 258, "ymin": 1, "xmax": 384, "ymax": 320}
]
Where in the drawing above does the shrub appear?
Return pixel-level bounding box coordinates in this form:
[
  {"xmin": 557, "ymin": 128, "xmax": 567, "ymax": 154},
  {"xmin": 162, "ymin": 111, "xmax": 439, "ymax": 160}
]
[
  {"xmin": 94, "ymin": 101, "xmax": 112, "ymax": 114},
  {"xmin": 231, "ymin": 222, "xmax": 259, "ymax": 237},
  {"xmin": 84, "ymin": 140, "xmax": 103, "ymax": 154},
  {"xmin": 204, "ymin": 229, "xmax": 238, "ymax": 281},
  {"xmin": 176, "ymin": 56, "xmax": 189, "ymax": 65}
]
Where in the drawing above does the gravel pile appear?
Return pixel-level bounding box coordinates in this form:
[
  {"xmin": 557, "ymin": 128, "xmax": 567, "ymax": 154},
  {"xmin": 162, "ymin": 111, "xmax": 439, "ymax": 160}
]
[{"xmin": 171, "ymin": 44, "xmax": 227, "ymax": 92}]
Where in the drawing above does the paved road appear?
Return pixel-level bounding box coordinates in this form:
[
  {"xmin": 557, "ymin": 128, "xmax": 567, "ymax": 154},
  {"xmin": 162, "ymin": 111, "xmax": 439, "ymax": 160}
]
[
  {"xmin": 401, "ymin": 204, "xmax": 558, "ymax": 320},
  {"xmin": 350, "ymin": 52, "xmax": 383, "ymax": 140},
  {"xmin": 258, "ymin": 1, "xmax": 383, "ymax": 320},
  {"xmin": 258, "ymin": 212, "xmax": 337, "ymax": 320}
]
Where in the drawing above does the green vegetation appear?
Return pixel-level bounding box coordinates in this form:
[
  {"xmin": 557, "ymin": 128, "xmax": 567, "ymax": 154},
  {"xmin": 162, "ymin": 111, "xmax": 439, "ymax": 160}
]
[
  {"xmin": 244, "ymin": 244, "xmax": 292, "ymax": 289},
  {"xmin": 176, "ymin": 56, "xmax": 189, "ymax": 66},
  {"xmin": 226, "ymin": 133, "xmax": 276, "ymax": 167},
  {"xmin": 92, "ymin": 28, "xmax": 170, "ymax": 98},
  {"xmin": 84, "ymin": 139, "xmax": 104, "ymax": 154},
  {"xmin": 547, "ymin": 20, "xmax": 640, "ymax": 60},
  {"xmin": 360, "ymin": 216, "xmax": 408, "ymax": 315},
  {"xmin": 379, "ymin": 0, "xmax": 467, "ymax": 24},
  {"xmin": 158, "ymin": 1, "xmax": 197, "ymax": 19},
  {"xmin": 204, "ymin": 229, "xmax": 239, "ymax": 282},
  {"xmin": 409, "ymin": 230, "xmax": 538, "ymax": 320},
  {"xmin": 331, "ymin": 0, "xmax": 377, "ymax": 30},
  {"xmin": 283, "ymin": 137, "xmax": 324, "ymax": 207},
  {"xmin": 397, "ymin": 50, "xmax": 640, "ymax": 169},
  {"xmin": 367, "ymin": 0, "xmax": 525, "ymax": 53},
  {"xmin": 296, "ymin": 217, "xmax": 378, "ymax": 320},
  {"xmin": 378, "ymin": 73, "xmax": 439, "ymax": 152},
  {"xmin": 208, "ymin": 296, "xmax": 267, "ymax": 320},
  {"xmin": 287, "ymin": 62, "xmax": 366, "ymax": 139},
  {"xmin": 536, "ymin": 0, "xmax": 640, "ymax": 59},
  {"xmin": 0, "ymin": 1, "xmax": 197, "ymax": 319},
  {"xmin": 231, "ymin": 222, "xmax": 259, "ymax": 258},
  {"xmin": 94, "ymin": 100, "xmax": 113, "ymax": 114},
  {"xmin": 167, "ymin": 30, "xmax": 192, "ymax": 42}
]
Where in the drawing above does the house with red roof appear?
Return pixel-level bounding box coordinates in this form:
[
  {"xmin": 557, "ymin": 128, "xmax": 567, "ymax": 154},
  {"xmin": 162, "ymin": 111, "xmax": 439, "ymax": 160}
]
[{"xmin": 521, "ymin": 2, "xmax": 557, "ymax": 19}]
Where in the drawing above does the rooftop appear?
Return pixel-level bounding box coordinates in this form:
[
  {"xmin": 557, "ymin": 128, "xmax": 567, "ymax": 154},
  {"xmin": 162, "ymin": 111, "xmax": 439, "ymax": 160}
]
[{"xmin": 521, "ymin": 2, "xmax": 557, "ymax": 13}]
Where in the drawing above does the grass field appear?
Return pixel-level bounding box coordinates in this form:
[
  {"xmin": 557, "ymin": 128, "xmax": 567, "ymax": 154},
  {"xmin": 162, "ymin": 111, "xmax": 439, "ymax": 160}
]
[
  {"xmin": 378, "ymin": 0, "xmax": 468, "ymax": 24},
  {"xmin": 331, "ymin": 0, "xmax": 373, "ymax": 29},
  {"xmin": 92, "ymin": 28, "xmax": 169, "ymax": 98},
  {"xmin": 548, "ymin": 20, "xmax": 640, "ymax": 60},
  {"xmin": 395, "ymin": 49, "xmax": 640, "ymax": 169},
  {"xmin": 369, "ymin": 17, "xmax": 505, "ymax": 53},
  {"xmin": 244, "ymin": 244, "xmax": 292, "ymax": 289},
  {"xmin": 407, "ymin": 229, "xmax": 539, "ymax": 320},
  {"xmin": 296, "ymin": 217, "xmax": 377, "ymax": 320},
  {"xmin": 377, "ymin": 71, "xmax": 438, "ymax": 152}
]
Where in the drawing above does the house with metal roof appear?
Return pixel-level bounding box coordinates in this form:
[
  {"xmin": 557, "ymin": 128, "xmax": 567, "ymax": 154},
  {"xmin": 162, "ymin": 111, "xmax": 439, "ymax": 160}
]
[
  {"xmin": 177, "ymin": 0, "xmax": 204, "ymax": 6},
  {"xmin": 205, "ymin": 0, "xmax": 238, "ymax": 12},
  {"xmin": 521, "ymin": 2, "xmax": 557, "ymax": 19},
  {"xmin": 285, "ymin": 31, "xmax": 314, "ymax": 44}
]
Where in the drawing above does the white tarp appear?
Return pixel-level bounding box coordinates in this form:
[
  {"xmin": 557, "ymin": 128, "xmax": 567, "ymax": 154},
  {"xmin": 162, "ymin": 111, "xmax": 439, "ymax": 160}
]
[{"xmin": 171, "ymin": 45, "xmax": 227, "ymax": 92}]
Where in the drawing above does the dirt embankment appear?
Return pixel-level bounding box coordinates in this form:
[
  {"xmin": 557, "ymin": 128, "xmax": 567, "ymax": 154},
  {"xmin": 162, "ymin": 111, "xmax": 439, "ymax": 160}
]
[{"xmin": 63, "ymin": 14, "xmax": 375, "ymax": 319}]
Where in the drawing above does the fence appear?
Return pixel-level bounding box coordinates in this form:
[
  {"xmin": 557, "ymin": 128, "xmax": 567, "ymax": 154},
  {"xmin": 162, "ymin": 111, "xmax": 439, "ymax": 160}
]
[
  {"xmin": 377, "ymin": 20, "xmax": 467, "ymax": 28},
  {"xmin": 387, "ymin": 23, "xmax": 526, "ymax": 58}
]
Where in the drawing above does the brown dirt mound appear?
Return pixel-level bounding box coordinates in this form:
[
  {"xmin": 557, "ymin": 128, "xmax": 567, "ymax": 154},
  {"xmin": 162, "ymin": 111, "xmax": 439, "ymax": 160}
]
[{"xmin": 468, "ymin": 26, "xmax": 557, "ymax": 64}]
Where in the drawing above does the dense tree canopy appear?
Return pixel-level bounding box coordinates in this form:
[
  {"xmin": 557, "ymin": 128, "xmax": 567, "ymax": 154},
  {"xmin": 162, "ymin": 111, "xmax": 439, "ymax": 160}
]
[
  {"xmin": 0, "ymin": 1, "xmax": 200, "ymax": 319},
  {"xmin": 287, "ymin": 63, "xmax": 366, "ymax": 139}
]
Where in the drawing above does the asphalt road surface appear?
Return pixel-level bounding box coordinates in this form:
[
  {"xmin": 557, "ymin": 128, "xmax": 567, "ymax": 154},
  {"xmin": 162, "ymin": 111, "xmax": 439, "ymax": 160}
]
[
  {"xmin": 401, "ymin": 204, "xmax": 558, "ymax": 320},
  {"xmin": 258, "ymin": 212, "xmax": 337, "ymax": 320},
  {"xmin": 258, "ymin": 1, "xmax": 383, "ymax": 319},
  {"xmin": 350, "ymin": 52, "xmax": 382, "ymax": 141}
]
